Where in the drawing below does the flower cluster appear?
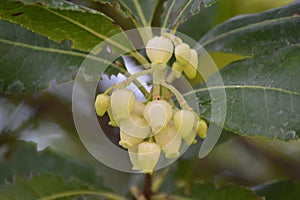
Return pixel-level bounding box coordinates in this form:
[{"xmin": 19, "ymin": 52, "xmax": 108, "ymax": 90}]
[{"xmin": 95, "ymin": 33, "xmax": 208, "ymax": 173}]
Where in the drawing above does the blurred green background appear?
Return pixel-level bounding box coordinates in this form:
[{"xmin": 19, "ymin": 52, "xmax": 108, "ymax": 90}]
[{"xmin": 0, "ymin": 0, "xmax": 298, "ymax": 196}]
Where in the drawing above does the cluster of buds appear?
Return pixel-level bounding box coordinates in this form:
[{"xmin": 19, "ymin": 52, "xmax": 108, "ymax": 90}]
[
  {"xmin": 94, "ymin": 33, "xmax": 208, "ymax": 173},
  {"xmin": 146, "ymin": 33, "xmax": 198, "ymax": 80}
]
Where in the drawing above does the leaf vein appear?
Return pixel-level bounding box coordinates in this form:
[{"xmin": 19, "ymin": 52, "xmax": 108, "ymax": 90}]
[
  {"xmin": 0, "ymin": 38, "xmax": 127, "ymax": 74},
  {"xmin": 187, "ymin": 85, "xmax": 300, "ymax": 96},
  {"xmin": 201, "ymin": 15, "xmax": 300, "ymax": 47}
]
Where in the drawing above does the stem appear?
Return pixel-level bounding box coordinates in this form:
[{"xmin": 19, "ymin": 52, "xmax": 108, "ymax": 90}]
[
  {"xmin": 131, "ymin": 51, "xmax": 150, "ymax": 66},
  {"xmin": 153, "ymin": 72, "xmax": 160, "ymax": 99},
  {"xmin": 160, "ymin": 81, "xmax": 192, "ymax": 110},
  {"xmin": 152, "ymin": 64, "xmax": 165, "ymax": 99},
  {"xmin": 38, "ymin": 190, "xmax": 125, "ymax": 200},
  {"xmin": 143, "ymin": 173, "xmax": 153, "ymax": 200},
  {"xmin": 166, "ymin": 70, "xmax": 176, "ymax": 84},
  {"xmin": 133, "ymin": 0, "xmax": 148, "ymax": 27},
  {"xmin": 161, "ymin": 0, "xmax": 177, "ymax": 29},
  {"xmin": 104, "ymin": 68, "xmax": 154, "ymax": 95}
]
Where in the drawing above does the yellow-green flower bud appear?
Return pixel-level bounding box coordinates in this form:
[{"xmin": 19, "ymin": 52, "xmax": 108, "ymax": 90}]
[
  {"xmin": 172, "ymin": 62, "xmax": 184, "ymax": 78},
  {"xmin": 132, "ymin": 101, "xmax": 145, "ymax": 117},
  {"xmin": 138, "ymin": 142, "xmax": 161, "ymax": 173},
  {"xmin": 197, "ymin": 119, "xmax": 208, "ymax": 139},
  {"xmin": 183, "ymin": 49, "xmax": 198, "ymax": 79},
  {"xmin": 175, "ymin": 43, "xmax": 190, "ymax": 66},
  {"xmin": 143, "ymin": 100, "xmax": 173, "ymax": 133},
  {"xmin": 173, "ymin": 110, "xmax": 196, "ymax": 138},
  {"xmin": 119, "ymin": 115, "xmax": 150, "ymax": 149},
  {"xmin": 95, "ymin": 94, "xmax": 110, "ymax": 116},
  {"xmin": 110, "ymin": 89, "xmax": 136, "ymax": 125},
  {"xmin": 146, "ymin": 36, "xmax": 173, "ymax": 64},
  {"xmin": 155, "ymin": 125, "xmax": 181, "ymax": 158}
]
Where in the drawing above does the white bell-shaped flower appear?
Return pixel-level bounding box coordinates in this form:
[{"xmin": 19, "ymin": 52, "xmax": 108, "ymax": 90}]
[
  {"xmin": 120, "ymin": 130, "xmax": 144, "ymax": 149},
  {"xmin": 183, "ymin": 49, "xmax": 198, "ymax": 79},
  {"xmin": 175, "ymin": 43, "xmax": 190, "ymax": 66},
  {"xmin": 183, "ymin": 113, "xmax": 198, "ymax": 145},
  {"xmin": 155, "ymin": 125, "xmax": 181, "ymax": 158},
  {"xmin": 146, "ymin": 36, "xmax": 173, "ymax": 64},
  {"xmin": 143, "ymin": 100, "xmax": 173, "ymax": 133},
  {"xmin": 110, "ymin": 89, "xmax": 136, "ymax": 125},
  {"xmin": 119, "ymin": 115, "xmax": 150, "ymax": 149},
  {"xmin": 182, "ymin": 127, "xmax": 197, "ymax": 145},
  {"xmin": 128, "ymin": 145, "xmax": 141, "ymax": 171},
  {"xmin": 95, "ymin": 94, "xmax": 110, "ymax": 116},
  {"xmin": 173, "ymin": 110, "xmax": 196, "ymax": 138},
  {"xmin": 138, "ymin": 142, "xmax": 161, "ymax": 173}
]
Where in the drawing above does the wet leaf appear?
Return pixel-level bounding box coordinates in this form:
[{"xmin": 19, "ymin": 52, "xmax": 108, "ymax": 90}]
[
  {"xmin": 190, "ymin": 46, "xmax": 300, "ymax": 140},
  {"xmin": 200, "ymin": 1, "xmax": 300, "ymax": 56},
  {"xmin": 0, "ymin": 0, "xmax": 122, "ymax": 52},
  {"xmin": 16, "ymin": 0, "xmax": 89, "ymax": 10},
  {"xmin": 0, "ymin": 20, "xmax": 124, "ymax": 93}
]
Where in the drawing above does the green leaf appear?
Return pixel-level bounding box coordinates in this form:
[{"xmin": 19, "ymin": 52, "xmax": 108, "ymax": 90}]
[
  {"xmin": 0, "ymin": 20, "xmax": 82, "ymax": 93},
  {"xmin": 161, "ymin": 0, "xmax": 203, "ymax": 29},
  {"xmin": 0, "ymin": 0, "xmax": 122, "ymax": 52},
  {"xmin": 16, "ymin": 0, "xmax": 90, "ymax": 10},
  {"xmin": 96, "ymin": 0, "xmax": 160, "ymax": 27},
  {"xmin": 255, "ymin": 181, "xmax": 300, "ymax": 200},
  {"xmin": 0, "ymin": 174, "xmax": 125, "ymax": 200},
  {"xmin": 116, "ymin": 0, "xmax": 160, "ymax": 27},
  {"xmin": 190, "ymin": 46, "xmax": 300, "ymax": 140},
  {"xmin": 200, "ymin": 1, "xmax": 300, "ymax": 56},
  {"xmin": 181, "ymin": 182, "xmax": 260, "ymax": 200},
  {"xmin": 178, "ymin": 2, "xmax": 218, "ymax": 41},
  {"xmin": 0, "ymin": 20, "xmax": 125, "ymax": 93},
  {"xmin": 0, "ymin": 141, "xmax": 103, "ymax": 188}
]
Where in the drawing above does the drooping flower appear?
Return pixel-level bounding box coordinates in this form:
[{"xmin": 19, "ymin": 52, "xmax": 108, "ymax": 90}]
[
  {"xmin": 146, "ymin": 36, "xmax": 173, "ymax": 64},
  {"xmin": 143, "ymin": 100, "xmax": 173, "ymax": 133},
  {"xmin": 138, "ymin": 142, "xmax": 161, "ymax": 173},
  {"xmin": 175, "ymin": 43, "xmax": 191, "ymax": 66},
  {"xmin": 183, "ymin": 49, "xmax": 198, "ymax": 79},
  {"xmin": 119, "ymin": 115, "xmax": 150, "ymax": 149},
  {"xmin": 155, "ymin": 125, "xmax": 181, "ymax": 158},
  {"xmin": 110, "ymin": 89, "xmax": 136, "ymax": 124}
]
